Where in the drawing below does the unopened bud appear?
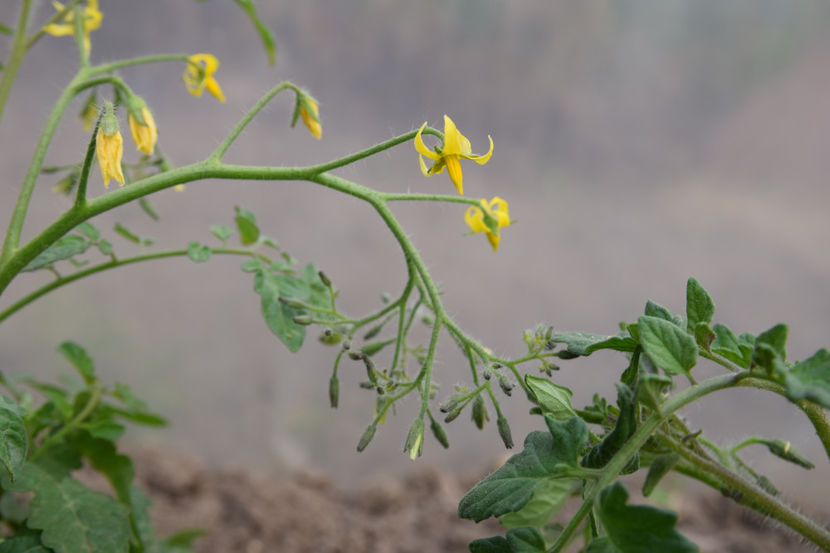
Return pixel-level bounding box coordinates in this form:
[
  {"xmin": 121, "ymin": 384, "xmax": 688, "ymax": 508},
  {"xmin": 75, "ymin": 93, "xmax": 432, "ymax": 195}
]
[
  {"xmin": 357, "ymin": 424, "xmax": 377, "ymax": 452},
  {"xmin": 497, "ymin": 374, "xmax": 514, "ymax": 396},
  {"xmin": 329, "ymin": 376, "xmax": 339, "ymax": 408},
  {"xmin": 430, "ymin": 417, "xmax": 450, "ymax": 449},
  {"xmin": 292, "ymin": 314, "xmax": 313, "ymax": 326},
  {"xmin": 363, "ymin": 356, "xmax": 378, "ymax": 385},
  {"xmin": 471, "ymin": 395, "xmax": 489, "ymax": 430},
  {"xmin": 363, "ymin": 324, "xmax": 383, "ymax": 341},
  {"xmin": 348, "ymin": 351, "xmax": 363, "ymax": 361},
  {"xmin": 279, "ymin": 296, "xmax": 306, "ymax": 309},
  {"xmin": 318, "ymin": 270, "xmax": 332, "ymax": 287},
  {"xmin": 319, "ymin": 328, "xmax": 343, "ymax": 345},
  {"xmin": 404, "ymin": 418, "xmax": 425, "ymax": 461},
  {"xmin": 497, "ymin": 416, "xmax": 514, "ymax": 449}
]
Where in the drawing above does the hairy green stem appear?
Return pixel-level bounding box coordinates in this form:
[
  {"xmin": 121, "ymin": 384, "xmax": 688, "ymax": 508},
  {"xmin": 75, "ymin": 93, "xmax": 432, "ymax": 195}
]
[{"xmin": 0, "ymin": 0, "xmax": 33, "ymax": 125}]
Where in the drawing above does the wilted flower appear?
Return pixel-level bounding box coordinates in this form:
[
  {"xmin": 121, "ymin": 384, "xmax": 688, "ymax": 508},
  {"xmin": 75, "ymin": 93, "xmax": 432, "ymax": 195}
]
[
  {"xmin": 299, "ymin": 96, "xmax": 322, "ymax": 140},
  {"xmin": 464, "ymin": 197, "xmax": 511, "ymax": 252},
  {"xmin": 96, "ymin": 103, "xmax": 124, "ymax": 188},
  {"xmin": 414, "ymin": 115, "xmax": 493, "ymax": 196},
  {"xmin": 127, "ymin": 103, "xmax": 158, "ymax": 155},
  {"xmin": 182, "ymin": 54, "xmax": 226, "ymax": 103}
]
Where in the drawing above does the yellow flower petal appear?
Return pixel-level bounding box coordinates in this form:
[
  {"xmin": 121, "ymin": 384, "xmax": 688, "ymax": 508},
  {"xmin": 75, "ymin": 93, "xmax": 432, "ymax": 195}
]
[
  {"xmin": 96, "ymin": 128, "xmax": 125, "ymax": 188},
  {"xmin": 462, "ymin": 135, "xmax": 494, "ymax": 166},
  {"xmin": 183, "ymin": 54, "xmax": 225, "ymax": 102},
  {"xmin": 445, "ymin": 156, "xmax": 464, "ymax": 195},
  {"xmin": 464, "ymin": 197, "xmax": 511, "ymax": 252},
  {"xmin": 43, "ymin": 0, "xmax": 102, "ymax": 53},
  {"xmin": 414, "ymin": 122, "xmax": 440, "ymax": 161},
  {"xmin": 128, "ymin": 106, "xmax": 158, "ymax": 155},
  {"xmin": 300, "ymin": 96, "xmax": 322, "ymax": 140}
]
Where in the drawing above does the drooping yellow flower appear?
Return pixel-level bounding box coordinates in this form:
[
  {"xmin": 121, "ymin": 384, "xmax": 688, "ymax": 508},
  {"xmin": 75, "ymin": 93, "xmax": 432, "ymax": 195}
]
[
  {"xmin": 464, "ymin": 197, "xmax": 511, "ymax": 252},
  {"xmin": 128, "ymin": 105, "xmax": 158, "ymax": 155},
  {"xmin": 414, "ymin": 115, "xmax": 493, "ymax": 196},
  {"xmin": 300, "ymin": 96, "xmax": 322, "ymax": 140},
  {"xmin": 96, "ymin": 103, "xmax": 124, "ymax": 188},
  {"xmin": 183, "ymin": 54, "xmax": 226, "ymax": 103},
  {"xmin": 43, "ymin": 0, "xmax": 102, "ymax": 55}
]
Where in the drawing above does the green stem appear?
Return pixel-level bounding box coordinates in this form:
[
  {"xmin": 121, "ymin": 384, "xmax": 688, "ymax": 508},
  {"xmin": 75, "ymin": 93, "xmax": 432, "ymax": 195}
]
[
  {"xmin": 0, "ymin": 0, "xmax": 33, "ymax": 125},
  {"xmin": 0, "ymin": 247, "xmax": 257, "ymax": 323},
  {"xmin": 25, "ymin": 0, "xmax": 84, "ymax": 51},
  {"xmin": 74, "ymin": 115, "xmax": 102, "ymax": 208},
  {"xmin": 72, "ymin": 5, "xmax": 89, "ymax": 68},
  {"xmin": 90, "ymin": 54, "xmax": 191, "ymax": 76},
  {"xmin": 390, "ymin": 267, "xmax": 415, "ymax": 371},
  {"xmin": 669, "ymin": 436, "xmax": 830, "ymax": 551},
  {"xmin": 31, "ymin": 384, "xmax": 103, "ymax": 462},
  {"xmin": 210, "ymin": 81, "xmax": 299, "ymax": 161}
]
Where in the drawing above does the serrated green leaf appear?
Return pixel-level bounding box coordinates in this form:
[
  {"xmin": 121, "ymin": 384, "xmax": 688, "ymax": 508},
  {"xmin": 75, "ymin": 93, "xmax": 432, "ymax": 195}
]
[
  {"xmin": 138, "ymin": 198, "xmax": 159, "ymax": 221},
  {"xmin": 784, "ymin": 349, "xmax": 830, "ymax": 409},
  {"xmin": 57, "ymin": 342, "xmax": 96, "ymax": 384},
  {"xmin": 84, "ymin": 420, "xmax": 126, "ymax": 441},
  {"xmin": 644, "ymin": 300, "xmax": 685, "ymax": 328},
  {"xmin": 254, "ymin": 270, "xmax": 306, "ymax": 352},
  {"xmin": 22, "ymin": 235, "xmax": 89, "ymax": 272},
  {"xmin": 23, "ymin": 464, "xmax": 131, "ymax": 553},
  {"xmin": 642, "ymin": 453, "xmax": 680, "ymax": 497},
  {"xmin": 234, "ymin": 206, "xmax": 260, "ymax": 245},
  {"xmin": 72, "ymin": 432, "xmax": 134, "ymax": 504},
  {"xmin": 0, "ymin": 395, "xmax": 27, "ymax": 481},
  {"xmin": 548, "ymin": 333, "xmax": 632, "ymax": 356},
  {"xmin": 693, "ymin": 323, "xmax": 715, "ymax": 351},
  {"xmin": 75, "ymin": 222, "xmax": 100, "ymax": 241},
  {"xmin": 469, "ymin": 536, "xmax": 511, "ymax": 553},
  {"xmin": 458, "ymin": 416, "xmax": 588, "ymax": 522},
  {"xmin": 637, "ymin": 316, "xmax": 698, "ymax": 375},
  {"xmin": 752, "ymin": 324, "xmax": 788, "ymax": 373},
  {"xmin": 505, "ymin": 527, "xmax": 545, "ymax": 553},
  {"xmin": 0, "ymin": 535, "xmax": 52, "ymax": 553},
  {"xmin": 301, "ymin": 263, "xmax": 331, "ymax": 310},
  {"xmin": 240, "ymin": 258, "xmax": 264, "ymax": 273},
  {"xmin": 685, "ymin": 278, "xmax": 714, "ymax": 331},
  {"xmin": 20, "ymin": 378, "xmax": 72, "ymax": 418},
  {"xmin": 0, "ymin": 488, "xmax": 29, "ymax": 523},
  {"xmin": 525, "ymin": 375, "xmax": 577, "ymax": 420},
  {"xmin": 582, "ymin": 383, "xmax": 638, "ymax": 473},
  {"xmin": 500, "ymin": 479, "xmax": 573, "ymax": 528},
  {"xmin": 186, "ymin": 242, "xmax": 211, "ymax": 263},
  {"xmin": 234, "ymin": 0, "xmax": 277, "ymax": 65},
  {"xmin": 260, "ymin": 235, "xmax": 280, "ymax": 250},
  {"xmin": 128, "ymin": 486, "xmax": 156, "ymax": 551},
  {"xmin": 209, "ymin": 224, "xmax": 234, "ymax": 243},
  {"xmin": 107, "ymin": 406, "xmax": 167, "ymax": 427},
  {"xmin": 113, "ymin": 223, "xmax": 153, "ymax": 246},
  {"xmin": 711, "ymin": 324, "xmax": 751, "ymax": 368},
  {"xmin": 593, "ymin": 482, "xmax": 698, "ymax": 553}
]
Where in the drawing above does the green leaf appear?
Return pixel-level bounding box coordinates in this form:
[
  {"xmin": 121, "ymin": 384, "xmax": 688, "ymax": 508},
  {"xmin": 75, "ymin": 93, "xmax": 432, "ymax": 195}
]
[
  {"xmin": 23, "ymin": 464, "xmax": 131, "ymax": 553},
  {"xmin": 254, "ymin": 270, "xmax": 306, "ymax": 352},
  {"xmin": 0, "ymin": 23, "xmax": 14, "ymax": 35},
  {"xmin": 593, "ymin": 482, "xmax": 698, "ymax": 553},
  {"xmin": 22, "ymin": 235, "xmax": 89, "ymax": 271},
  {"xmin": 525, "ymin": 375, "xmax": 577, "ymax": 420},
  {"xmin": 500, "ymin": 479, "xmax": 573, "ymax": 528},
  {"xmin": 505, "ymin": 528, "xmax": 545, "ymax": 553},
  {"xmin": 75, "ymin": 222, "xmax": 100, "ymax": 241},
  {"xmin": 644, "ymin": 300, "xmax": 684, "ymax": 328},
  {"xmin": 752, "ymin": 324, "xmax": 788, "ymax": 373},
  {"xmin": 234, "ymin": 0, "xmax": 277, "ymax": 65},
  {"xmin": 0, "ymin": 535, "xmax": 52, "ymax": 553},
  {"xmin": 0, "ymin": 395, "xmax": 27, "ymax": 481},
  {"xmin": 260, "ymin": 235, "xmax": 280, "ymax": 250},
  {"xmin": 84, "ymin": 420, "xmax": 126, "ymax": 441},
  {"xmin": 97, "ymin": 240, "xmax": 113, "ymax": 256},
  {"xmin": 112, "ymin": 383, "xmax": 147, "ymax": 412},
  {"xmin": 469, "ymin": 537, "xmax": 511, "ymax": 553},
  {"xmin": 113, "ymin": 223, "xmax": 153, "ymax": 246},
  {"xmin": 637, "ymin": 316, "xmax": 698, "ymax": 375},
  {"xmin": 106, "ymin": 406, "xmax": 167, "ymax": 427},
  {"xmin": 685, "ymin": 278, "xmax": 714, "ymax": 331},
  {"xmin": 582, "ymin": 383, "xmax": 639, "ymax": 473},
  {"xmin": 642, "ymin": 453, "xmax": 680, "ymax": 497},
  {"xmin": 784, "ymin": 349, "xmax": 830, "ymax": 409},
  {"xmin": 138, "ymin": 198, "xmax": 159, "ymax": 221},
  {"xmin": 186, "ymin": 242, "xmax": 211, "ymax": 263},
  {"xmin": 548, "ymin": 333, "xmax": 635, "ymax": 356},
  {"xmin": 71, "ymin": 432, "xmax": 134, "ymax": 504},
  {"xmin": 458, "ymin": 416, "xmax": 588, "ymax": 522},
  {"xmin": 240, "ymin": 258, "xmax": 264, "ymax": 273},
  {"xmin": 57, "ymin": 342, "xmax": 96, "ymax": 384},
  {"xmin": 301, "ymin": 263, "xmax": 331, "ymax": 310},
  {"xmin": 693, "ymin": 323, "xmax": 715, "ymax": 351},
  {"xmin": 210, "ymin": 224, "xmax": 234, "ymax": 243},
  {"xmin": 234, "ymin": 206, "xmax": 260, "ymax": 245},
  {"xmin": 711, "ymin": 324, "xmax": 752, "ymax": 368}
]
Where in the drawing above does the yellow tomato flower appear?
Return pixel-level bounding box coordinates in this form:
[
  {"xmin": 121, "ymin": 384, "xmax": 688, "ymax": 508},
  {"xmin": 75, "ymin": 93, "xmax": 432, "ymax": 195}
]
[
  {"xmin": 128, "ymin": 105, "xmax": 158, "ymax": 155},
  {"xmin": 300, "ymin": 96, "xmax": 322, "ymax": 140},
  {"xmin": 96, "ymin": 128, "xmax": 124, "ymax": 188},
  {"xmin": 414, "ymin": 115, "xmax": 493, "ymax": 196},
  {"xmin": 43, "ymin": 0, "xmax": 102, "ymax": 55},
  {"xmin": 183, "ymin": 54, "xmax": 226, "ymax": 103},
  {"xmin": 464, "ymin": 197, "xmax": 511, "ymax": 252}
]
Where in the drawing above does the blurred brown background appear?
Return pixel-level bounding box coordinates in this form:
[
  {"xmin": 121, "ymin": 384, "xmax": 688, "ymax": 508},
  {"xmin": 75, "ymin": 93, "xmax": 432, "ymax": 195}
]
[{"xmin": 1, "ymin": 1, "xmax": 829, "ymax": 508}]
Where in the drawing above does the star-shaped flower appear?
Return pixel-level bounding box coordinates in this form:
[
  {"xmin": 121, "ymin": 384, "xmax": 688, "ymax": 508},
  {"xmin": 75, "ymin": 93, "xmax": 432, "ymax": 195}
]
[
  {"xmin": 183, "ymin": 54, "xmax": 226, "ymax": 103},
  {"xmin": 464, "ymin": 197, "xmax": 511, "ymax": 252},
  {"xmin": 414, "ymin": 115, "xmax": 493, "ymax": 195},
  {"xmin": 43, "ymin": 0, "xmax": 102, "ymax": 55}
]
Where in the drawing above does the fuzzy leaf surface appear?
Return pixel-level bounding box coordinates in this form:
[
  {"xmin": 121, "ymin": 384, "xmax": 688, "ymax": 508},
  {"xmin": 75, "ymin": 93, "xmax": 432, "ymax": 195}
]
[
  {"xmin": 0, "ymin": 395, "xmax": 27, "ymax": 481},
  {"xmin": 22, "ymin": 235, "xmax": 89, "ymax": 272},
  {"xmin": 637, "ymin": 316, "xmax": 698, "ymax": 375},
  {"xmin": 784, "ymin": 349, "xmax": 830, "ymax": 409}
]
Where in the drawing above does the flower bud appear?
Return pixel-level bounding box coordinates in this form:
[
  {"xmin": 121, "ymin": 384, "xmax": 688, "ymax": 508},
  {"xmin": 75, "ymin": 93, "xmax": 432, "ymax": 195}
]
[
  {"xmin": 497, "ymin": 415, "xmax": 514, "ymax": 449},
  {"xmin": 318, "ymin": 270, "xmax": 332, "ymax": 287},
  {"xmin": 292, "ymin": 314, "xmax": 313, "ymax": 326},
  {"xmin": 430, "ymin": 417, "xmax": 450, "ymax": 449},
  {"xmin": 497, "ymin": 374, "xmax": 514, "ymax": 396},
  {"xmin": 356, "ymin": 423, "xmax": 377, "ymax": 452},
  {"xmin": 404, "ymin": 418, "xmax": 425, "ymax": 461},
  {"xmin": 299, "ymin": 94, "xmax": 322, "ymax": 140},
  {"xmin": 96, "ymin": 102, "xmax": 125, "ymax": 188},
  {"xmin": 319, "ymin": 328, "xmax": 343, "ymax": 346},
  {"xmin": 329, "ymin": 376, "xmax": 339, "ymax": 408},
  {"xmin": 279, "ymin": 296, "xmax": 306, "ymax": 309},
  {"xmin": 363, "ymin": 356, "xmax": 378, "ymax": 385},
  {"xmin": 471, "ymin": 395, "xmax": 489, "ymax": 430},
  {"xmin": 126, "ymin": 96, "xmax": 158, "ymax": 155}
]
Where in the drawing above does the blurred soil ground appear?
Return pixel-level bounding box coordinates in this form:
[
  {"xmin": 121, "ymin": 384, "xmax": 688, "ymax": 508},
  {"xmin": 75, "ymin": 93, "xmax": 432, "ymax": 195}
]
[{"xmin": 104, "ymin": 448, "xmax": 824, "ymax": 553}]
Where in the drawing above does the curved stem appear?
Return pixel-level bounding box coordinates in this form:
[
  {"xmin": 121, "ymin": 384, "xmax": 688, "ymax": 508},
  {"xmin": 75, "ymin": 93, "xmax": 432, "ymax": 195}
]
[
  {"xmin": 210, "ymin": 81, "xmax": 299, "ymax": 161},
  {"xmin": 90, "ymin": 54, "xmax": 191, "ymax": 76},
  {"xmin": 0, "ymin": 247, "xmax": 257, "ymax": 323},
  {"xmin": 25, "ymin": 0, "xmax": 84, "ymax": 51},
  {"xmin": 0, "ymin": 0, "xmax": 33, "ymax": 124}
]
